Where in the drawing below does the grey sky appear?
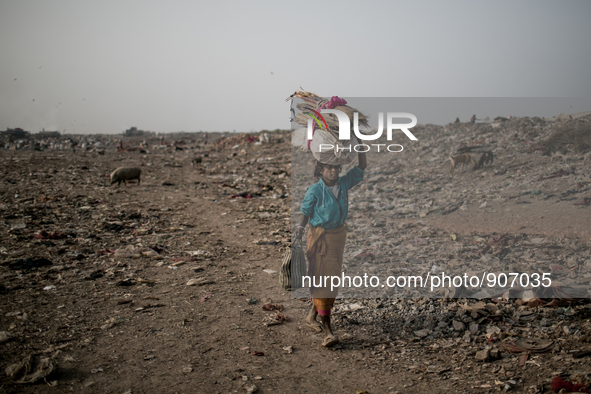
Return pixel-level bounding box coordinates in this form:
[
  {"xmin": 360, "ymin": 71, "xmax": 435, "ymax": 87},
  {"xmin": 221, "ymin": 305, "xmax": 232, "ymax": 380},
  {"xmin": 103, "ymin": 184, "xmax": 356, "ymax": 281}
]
[{"xmin": 1, "ymin": 0, "xmax": 590, "ymax": 134}]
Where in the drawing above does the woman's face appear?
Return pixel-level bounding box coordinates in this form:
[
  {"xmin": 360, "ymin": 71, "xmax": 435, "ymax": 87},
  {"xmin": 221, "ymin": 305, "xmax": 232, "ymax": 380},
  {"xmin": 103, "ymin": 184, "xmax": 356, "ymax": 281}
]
[{"xmin": 321, "ymin": 165, "xmax": 341, "ymax": 183}]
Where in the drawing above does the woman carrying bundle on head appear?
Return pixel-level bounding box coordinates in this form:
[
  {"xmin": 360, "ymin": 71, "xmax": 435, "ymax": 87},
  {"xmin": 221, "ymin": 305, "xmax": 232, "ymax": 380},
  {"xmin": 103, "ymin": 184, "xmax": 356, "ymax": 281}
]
[{"xmin": 294, "ymin": 151, "xmax": 367, "ymax": 347}]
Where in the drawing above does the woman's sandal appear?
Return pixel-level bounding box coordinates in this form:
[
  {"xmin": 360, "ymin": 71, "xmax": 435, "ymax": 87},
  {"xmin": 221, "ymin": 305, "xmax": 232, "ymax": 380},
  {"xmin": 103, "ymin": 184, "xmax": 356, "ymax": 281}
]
[
  {"xmin": 306, "ymin": 321, "xmax": 323, "ymax": 333},
  {"xmin": 322, "ymin": 335, "xmax": 339, "ymax": 347}
]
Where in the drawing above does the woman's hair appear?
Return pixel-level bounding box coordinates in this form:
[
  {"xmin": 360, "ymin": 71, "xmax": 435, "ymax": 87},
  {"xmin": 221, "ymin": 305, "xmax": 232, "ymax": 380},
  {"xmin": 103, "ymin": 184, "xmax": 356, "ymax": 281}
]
[{"xmin": 313, "ymin": 161, "xmax": 342, "ymax": 180}]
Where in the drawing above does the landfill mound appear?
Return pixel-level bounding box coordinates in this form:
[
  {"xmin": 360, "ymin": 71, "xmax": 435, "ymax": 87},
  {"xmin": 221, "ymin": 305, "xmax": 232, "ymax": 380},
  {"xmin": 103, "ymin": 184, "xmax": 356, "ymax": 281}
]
[{"xmin": 533, "ymin": 116, "xmax": 591, "ymax": 155}]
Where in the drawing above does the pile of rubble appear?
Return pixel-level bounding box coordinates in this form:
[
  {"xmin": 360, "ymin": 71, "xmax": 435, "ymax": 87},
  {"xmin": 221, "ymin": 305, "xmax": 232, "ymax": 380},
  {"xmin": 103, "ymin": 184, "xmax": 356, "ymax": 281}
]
[
  {"xmin": 290, "ymin": 113, "xmax": 591, "ymax": 391},
  {"xmin": 292, "ymin": 114, "xmax": 591, "ymax": 297}
]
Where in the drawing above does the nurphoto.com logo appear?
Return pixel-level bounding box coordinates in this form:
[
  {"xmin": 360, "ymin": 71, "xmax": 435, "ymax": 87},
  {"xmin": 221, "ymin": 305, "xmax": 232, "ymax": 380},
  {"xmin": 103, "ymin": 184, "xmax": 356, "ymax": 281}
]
[{"xmin": 306, "ymin": 108, "xmax": 419, "ymax": 153}]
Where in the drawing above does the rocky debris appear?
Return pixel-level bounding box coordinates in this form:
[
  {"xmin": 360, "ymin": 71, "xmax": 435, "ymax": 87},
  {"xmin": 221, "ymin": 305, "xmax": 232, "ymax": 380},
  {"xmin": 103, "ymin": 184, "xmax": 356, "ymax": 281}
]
[
  {"xmin": 0, "ymin": 113, "xmax": 590, "ymax": 392},
  {"xmin": 290, "ymin": 112, "xmax": 591, "ymax": 390},
  {"xmin": 474, "ymin": 347, "xmax": 491, "ymax": 361}
]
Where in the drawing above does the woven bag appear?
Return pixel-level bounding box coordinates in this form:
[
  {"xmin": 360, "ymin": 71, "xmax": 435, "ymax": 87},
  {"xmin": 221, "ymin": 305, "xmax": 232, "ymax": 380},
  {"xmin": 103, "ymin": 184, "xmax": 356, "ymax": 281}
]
[
  {"xmin": 280, "ymin": 246, "xmax": 292, "ymax": 290},
  {"xmin": 280, "ymin": 237, "xmax": 307, "ymax": 291}
]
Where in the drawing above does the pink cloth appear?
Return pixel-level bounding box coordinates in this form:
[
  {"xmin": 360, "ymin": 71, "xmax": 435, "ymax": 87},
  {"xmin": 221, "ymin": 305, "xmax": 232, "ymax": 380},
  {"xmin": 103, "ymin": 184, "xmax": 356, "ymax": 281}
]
[{"xmin": 307, "ymin": 96, "xmax": 348, "ymax": 150}]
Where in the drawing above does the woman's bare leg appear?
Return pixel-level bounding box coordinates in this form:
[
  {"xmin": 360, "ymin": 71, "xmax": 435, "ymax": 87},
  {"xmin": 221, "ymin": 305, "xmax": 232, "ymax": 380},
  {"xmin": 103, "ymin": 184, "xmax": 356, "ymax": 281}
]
[
  {"xmin": 320, "ymin": 314, "xmax": 339, "ymax": 347},
  {"xmin": 305, "ymin": 304, "xmax": 322, "ymax": 332}
]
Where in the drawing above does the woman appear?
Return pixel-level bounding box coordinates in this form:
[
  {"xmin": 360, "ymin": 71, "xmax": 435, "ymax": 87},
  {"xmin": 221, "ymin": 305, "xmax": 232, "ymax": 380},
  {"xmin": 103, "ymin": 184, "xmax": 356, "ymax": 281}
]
[{"xmin": 295, "ymin": 151, "xmax": 367, "ymax": 347}]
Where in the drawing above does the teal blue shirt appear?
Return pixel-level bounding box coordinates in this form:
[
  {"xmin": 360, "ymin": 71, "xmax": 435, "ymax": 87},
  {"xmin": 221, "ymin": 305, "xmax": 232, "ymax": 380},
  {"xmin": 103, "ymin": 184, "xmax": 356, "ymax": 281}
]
[{"xmin": 300, "ymin": 166, "xmax": 365, "ymax": 229}]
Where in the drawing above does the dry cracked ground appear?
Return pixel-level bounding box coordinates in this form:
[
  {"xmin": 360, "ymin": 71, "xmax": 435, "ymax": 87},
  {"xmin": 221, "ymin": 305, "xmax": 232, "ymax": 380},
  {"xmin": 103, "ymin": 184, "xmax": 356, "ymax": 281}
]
[{"xmin": 2, "ymin": 114, "xmax": 591, "ymax": 393}]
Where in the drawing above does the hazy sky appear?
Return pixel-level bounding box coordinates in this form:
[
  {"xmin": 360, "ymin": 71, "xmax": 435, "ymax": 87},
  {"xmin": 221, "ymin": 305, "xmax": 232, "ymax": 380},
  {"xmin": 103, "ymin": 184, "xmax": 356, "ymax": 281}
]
[{"xmin": 1, "ymin": 0, "xmax": 590, "ymax": 134}]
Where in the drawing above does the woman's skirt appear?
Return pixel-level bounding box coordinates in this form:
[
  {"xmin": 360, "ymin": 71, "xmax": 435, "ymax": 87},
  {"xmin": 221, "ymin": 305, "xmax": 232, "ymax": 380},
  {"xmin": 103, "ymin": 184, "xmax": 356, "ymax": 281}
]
[{"xmin": 306, "ymin": 225, "xmax": 346, "ymax": 316}]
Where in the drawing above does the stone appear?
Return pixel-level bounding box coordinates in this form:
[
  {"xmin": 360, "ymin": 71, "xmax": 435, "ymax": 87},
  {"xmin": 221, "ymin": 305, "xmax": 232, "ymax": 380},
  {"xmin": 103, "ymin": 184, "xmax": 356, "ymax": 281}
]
[
  {"xmin": 414, "ymin": 329, "xmax": 430, "ymax": 338},
  {"xmin": 452, "ymin": 320, "xmax": 466, "ymax": 332},
  {"xmin": 462, "ymin": 332, "xmax": 471, "ymax": 343},
  {"xmin": 475, "ymin": 347, "xmax": 491, "ymax": 362}
]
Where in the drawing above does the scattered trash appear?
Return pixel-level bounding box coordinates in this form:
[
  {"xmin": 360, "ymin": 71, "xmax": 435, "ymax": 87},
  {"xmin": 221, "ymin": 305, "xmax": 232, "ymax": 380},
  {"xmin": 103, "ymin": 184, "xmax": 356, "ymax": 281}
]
[
  {"xmin": 504, "ymin": 338, "xmax": 554, "ymax": 353},
  {"xmin": 551, "ymin": 376, "xmax": 589, "ymax": 393},
  {"xmin": 338, "ymin": 303, "xmax": 364, "ymax": 312},
  {"xmin": 34, "ymin": 231, "xmax": 65, "ymax": 240},
  {"xmin": 186, "ymin": 278, "xmax": 214, "ymax": 286},
  {"xmin": 538, "ymin": 169, "xmax": 574, "ymax": 181},
  {"xmin": 187, "ymin": 250, "xmax": 213, "ymax": 257},
  {"xmin": 116, "ymin": 278, "xmax": 136, "ymax": 286},
  {"xmin": 263, "ymin": 310, "xmax": 289, "ymax": 327},
  {"xmin": 282, "ymin": 346, "xmax": 293, "ymax": 354},
  {"xmin": 0, "ymin": 331, "xmax": 14, "ymax": 344},
  {"xmin": 274, "ymin": 311, "xmax": 289, "ymax": 322},
  {"xmin": 85, "ymin": 269, "xmax": 104, "ymax": 280},
  {"xmin": 5, "ymin": 355, "xmax": 54, "ymax": 384},
  {"xmin": 243, "ymin": 383, "xmax": 258, "ymax": 393},
  {"xmin": 100, "ymin": 317, "xmax": 120, "ymax": 330},
  {"xmin": 262, "ymin": 304, "xmax": 284, "ymax": 311},
  {"xmin": 200, "ymin": 294, "xmax": 212, "ymax": 302}
]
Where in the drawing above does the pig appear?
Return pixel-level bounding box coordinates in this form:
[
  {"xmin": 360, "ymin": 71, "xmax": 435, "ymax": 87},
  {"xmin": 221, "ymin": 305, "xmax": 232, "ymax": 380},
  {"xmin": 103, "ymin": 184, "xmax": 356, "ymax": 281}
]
[{"xmin": 110, "ymin": 167, "xmax": 141, "ymax": 186}]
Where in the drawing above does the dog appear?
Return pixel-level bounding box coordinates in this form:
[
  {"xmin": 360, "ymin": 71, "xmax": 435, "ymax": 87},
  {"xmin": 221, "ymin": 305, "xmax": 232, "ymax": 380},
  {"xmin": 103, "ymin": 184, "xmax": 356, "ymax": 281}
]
[
  {"xmin": 450, "ymin": 152, "xmax": 477, "ymax": 177},
  {"xmin": 551, "ymin": 144, "xmax": 576, "ymax": 164},
  {"xmin": 475, "ymin": 151, "xmax": 493, "ymax": 169}
]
